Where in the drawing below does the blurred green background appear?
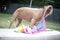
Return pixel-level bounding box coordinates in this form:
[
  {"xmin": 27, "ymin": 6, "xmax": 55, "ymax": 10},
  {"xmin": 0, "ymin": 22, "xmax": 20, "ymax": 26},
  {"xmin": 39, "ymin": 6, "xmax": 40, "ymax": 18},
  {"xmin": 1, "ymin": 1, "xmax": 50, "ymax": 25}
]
[{"xmin": 0, "ymin": 0, "xmax": 60, "ymax": 31}]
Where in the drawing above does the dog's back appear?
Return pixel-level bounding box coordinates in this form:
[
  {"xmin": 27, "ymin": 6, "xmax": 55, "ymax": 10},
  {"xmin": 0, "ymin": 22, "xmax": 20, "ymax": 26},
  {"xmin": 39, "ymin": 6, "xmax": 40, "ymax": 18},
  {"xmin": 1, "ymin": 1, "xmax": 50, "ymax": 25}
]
[{"xmin": 15, "ymin": 7, "xmax": 43, "ymax": 21}]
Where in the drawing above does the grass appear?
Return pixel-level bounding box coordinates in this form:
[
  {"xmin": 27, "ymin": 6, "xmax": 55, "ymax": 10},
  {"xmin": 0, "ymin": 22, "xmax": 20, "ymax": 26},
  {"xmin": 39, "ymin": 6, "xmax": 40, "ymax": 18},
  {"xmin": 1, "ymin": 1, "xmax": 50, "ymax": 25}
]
[
  {"xmin": 0, "ymin": 13, "xmax": 60, "ymax": 31},
  {"xmin": 0, "ymin": 13, "xmax": 12, "ymax": 28},
  {"xmin": 0, "ymin": 13, "xmax": 30, "ymax": 28},
  {"xmin": 46, "ymin": 21, "xmax": 60, "ymax": 31}
]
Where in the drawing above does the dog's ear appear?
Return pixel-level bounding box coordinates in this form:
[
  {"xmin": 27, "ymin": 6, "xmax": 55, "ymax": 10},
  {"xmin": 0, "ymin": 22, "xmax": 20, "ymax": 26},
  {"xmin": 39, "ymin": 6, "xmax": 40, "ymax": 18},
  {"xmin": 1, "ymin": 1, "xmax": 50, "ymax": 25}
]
[{"xmin": 44, "ymin": 5, "xmax": 53, "ymax": 17}]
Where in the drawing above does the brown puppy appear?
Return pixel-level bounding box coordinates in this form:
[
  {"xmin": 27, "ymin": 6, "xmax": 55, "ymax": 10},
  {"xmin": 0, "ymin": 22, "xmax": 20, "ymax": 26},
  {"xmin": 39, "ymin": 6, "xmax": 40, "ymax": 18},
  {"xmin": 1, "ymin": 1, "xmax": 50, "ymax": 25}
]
[{"xmin": 9, "ymin": 5, "xmax": 53, "ymax": 28}]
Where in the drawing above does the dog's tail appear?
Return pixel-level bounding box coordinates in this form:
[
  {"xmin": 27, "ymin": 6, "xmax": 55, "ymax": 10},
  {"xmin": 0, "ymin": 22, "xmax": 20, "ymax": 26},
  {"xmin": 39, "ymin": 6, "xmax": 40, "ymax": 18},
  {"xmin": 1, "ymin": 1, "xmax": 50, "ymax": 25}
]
[{"xmin": 9, "ymin": 10, "xmax": 18, "ymax": 28}]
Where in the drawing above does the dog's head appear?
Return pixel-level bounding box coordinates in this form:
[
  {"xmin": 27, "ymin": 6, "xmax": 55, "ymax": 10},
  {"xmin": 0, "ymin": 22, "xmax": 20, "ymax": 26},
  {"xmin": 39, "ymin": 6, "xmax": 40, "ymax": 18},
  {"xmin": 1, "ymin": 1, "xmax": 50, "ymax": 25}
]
[{"xmin": 44, "ymin": 5, "xmax": 53, "ymax": 17}]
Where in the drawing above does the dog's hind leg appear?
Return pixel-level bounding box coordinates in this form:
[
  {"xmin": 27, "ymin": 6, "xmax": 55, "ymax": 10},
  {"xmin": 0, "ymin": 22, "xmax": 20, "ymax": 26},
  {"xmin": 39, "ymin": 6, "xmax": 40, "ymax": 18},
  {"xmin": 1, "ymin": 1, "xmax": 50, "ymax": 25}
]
[
  {"xmin": 16, "ymin": 18, "xmax": 22, "ymax": 27},
  {"xmin": 9, "ymin": 11, "xmax": 18, "ymax": 28},
  {"xmin": 9, "ymin": 16, "xmax": 16, "ymax": 28}
]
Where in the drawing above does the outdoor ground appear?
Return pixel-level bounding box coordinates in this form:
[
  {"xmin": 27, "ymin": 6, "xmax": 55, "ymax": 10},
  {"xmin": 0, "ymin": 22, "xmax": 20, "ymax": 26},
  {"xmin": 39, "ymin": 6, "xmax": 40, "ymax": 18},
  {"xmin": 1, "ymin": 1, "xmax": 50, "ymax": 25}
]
[{"xmin": 0, "ymin": 13, "xmax": 60, "ymax": 31}]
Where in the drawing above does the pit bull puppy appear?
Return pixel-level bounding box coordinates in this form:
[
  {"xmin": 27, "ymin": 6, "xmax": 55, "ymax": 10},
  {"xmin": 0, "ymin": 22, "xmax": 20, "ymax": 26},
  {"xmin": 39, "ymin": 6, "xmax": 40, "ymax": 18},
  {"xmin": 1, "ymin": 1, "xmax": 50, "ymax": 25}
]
[{"xmin": 9, "ymin": 5, "xmax": 53, "ymax": 28}]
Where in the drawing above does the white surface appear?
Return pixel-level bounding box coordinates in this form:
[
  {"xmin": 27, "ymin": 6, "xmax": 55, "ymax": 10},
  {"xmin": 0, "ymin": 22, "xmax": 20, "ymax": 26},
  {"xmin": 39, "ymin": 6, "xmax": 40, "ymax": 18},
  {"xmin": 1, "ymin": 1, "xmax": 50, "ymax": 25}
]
[{"xmin": 0, "ymin": 29, "xmax": 60, "ymax": 40}]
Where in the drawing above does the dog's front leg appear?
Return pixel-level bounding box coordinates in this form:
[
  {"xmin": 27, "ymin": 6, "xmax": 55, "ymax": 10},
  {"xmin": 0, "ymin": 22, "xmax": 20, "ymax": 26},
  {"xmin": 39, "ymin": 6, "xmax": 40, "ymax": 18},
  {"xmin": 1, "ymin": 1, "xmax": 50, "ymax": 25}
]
[{"xmin": 30, "ymin": 19, "xmax": 36, "ymax": 28}]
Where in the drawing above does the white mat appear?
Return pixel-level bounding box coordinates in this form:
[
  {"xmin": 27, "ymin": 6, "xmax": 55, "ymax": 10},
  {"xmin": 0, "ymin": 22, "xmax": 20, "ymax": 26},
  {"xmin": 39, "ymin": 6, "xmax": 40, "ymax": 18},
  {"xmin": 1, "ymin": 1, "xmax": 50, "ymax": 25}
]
[{"xmin": 0, "ymin": 29, "xmax": 60, "ymax": 40}]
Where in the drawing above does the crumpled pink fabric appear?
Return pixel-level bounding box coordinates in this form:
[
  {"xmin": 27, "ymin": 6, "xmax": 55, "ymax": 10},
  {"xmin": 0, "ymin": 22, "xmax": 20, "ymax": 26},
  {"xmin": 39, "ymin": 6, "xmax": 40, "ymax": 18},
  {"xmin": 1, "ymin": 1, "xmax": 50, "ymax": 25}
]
[{"xmin": 23, "ymin": 26, "xmax": 38, "ymax": 34}]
